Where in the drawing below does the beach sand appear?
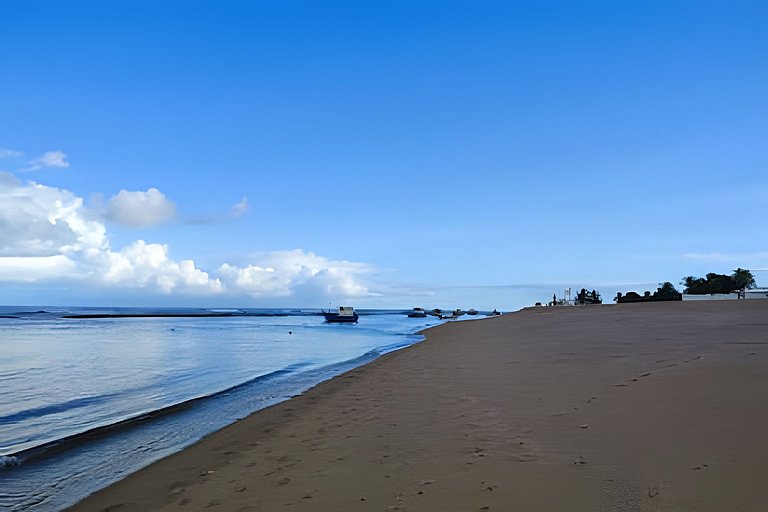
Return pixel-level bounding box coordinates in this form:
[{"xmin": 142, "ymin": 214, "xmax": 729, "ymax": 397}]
[{"xmin": 70, "ymin": 300, "xmax": 768, "ymax": 511}]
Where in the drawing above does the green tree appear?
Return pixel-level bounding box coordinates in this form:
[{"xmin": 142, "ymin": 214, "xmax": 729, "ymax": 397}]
[
  {"xmin": 682, "ymin": 269, "xmax": 755, "ymax": 294},
  {"xmin": 681, "ymin": 276, "xmax": 707, "ymax": 294},
  {"xmin": 732, "ymin": 268, "xmax": 756, "ymax": 290},
  {"xmin": 655, "ymin": 282, "xmax": 681, "ymax": 300}
]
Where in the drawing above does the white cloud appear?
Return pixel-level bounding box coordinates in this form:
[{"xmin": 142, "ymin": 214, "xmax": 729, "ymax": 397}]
[
  {"xmin": 0, "ymin": 175, "xmax": 375, "ymax": 301},
  {"xmin": 22, "ymin": 150, "xmax": 70, "ymax": 172},
  {"xmin": 682, "ymin": 251, "xmax": 768, "ymax": 263},
  {"xmin": 218, "ymin": 250, "xmax": 375, "ymax": 298},
  {"xmin": 107, "ymin": 188, "xmax": 177, "ymax": 228},
  {"xmin": 0, "ymin": 148, "xmax": 23, "ymax": 159},
  {"xmin": 92, "ymin": 240, "xmax": 223, "ymax": 294},
  {"xmin": 231, "ymin": 197, "xmax": 248, "ymax": 218},
  {"xmin": 0, "ymin": 171, "xmax": 106, "ymax": 257},
  {"xmin": 0, "ymin": 255, "xmax": 77, "ymax": 282}
]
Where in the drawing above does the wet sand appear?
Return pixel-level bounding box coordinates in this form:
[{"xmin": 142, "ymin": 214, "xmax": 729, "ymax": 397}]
[{"xmin": 70, "ymin": 300, "xmax": 768, "ymax": 511}]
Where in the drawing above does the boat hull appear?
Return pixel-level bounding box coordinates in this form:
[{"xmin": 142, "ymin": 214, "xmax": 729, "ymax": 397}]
[{"xmin": 323, "ymin": 313, "xmax": 359, "ymax": 323}]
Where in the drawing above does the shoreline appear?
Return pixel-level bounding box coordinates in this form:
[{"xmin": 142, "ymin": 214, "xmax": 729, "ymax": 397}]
[{"xmin": 70, "ymin": 301, "xmax": 768, "ymax": 511}]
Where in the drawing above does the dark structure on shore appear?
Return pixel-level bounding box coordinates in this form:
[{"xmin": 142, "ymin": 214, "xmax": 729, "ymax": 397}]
[
  {"xmin": 575, "ymin": 288, "xmax": 602, "ymax": 305},
  {"xmin": 615, "ymin": 282, "xmax": 682, "ymax": 303}
]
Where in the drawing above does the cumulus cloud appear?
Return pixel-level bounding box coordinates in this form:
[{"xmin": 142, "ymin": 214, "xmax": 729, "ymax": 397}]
[
  {"xmin": 107, "ymin": 188, "xmax": 177, "ymax": 228},
  {"xmin": 0, "ymin": 255, "xmax": 77, "ymax": 282},
  {"xmin": 0, "ymin": 171, "xmax": 105, "ymax": 257},
  {"xmin": 218, "ymin": 250, "xmax": 374, "ymax": 298},
  {"xmin": 22, "ymin": 150, "xmax": 70, "ymax": 172},
  {"xmin": 0, "ymin": 175, "xmax": 375, "ymax": 301},
  {"xmin": 91, "ymin": 240, "xmax": 223, "ymax": 294}
]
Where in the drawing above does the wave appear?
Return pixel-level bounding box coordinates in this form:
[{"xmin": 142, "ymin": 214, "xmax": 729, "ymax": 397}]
[
  {"xmin": 3, "ymin": 333, "xmax": 423, "ymax": 466},
  {"xmin": 0, "ymin": 394, "xmax": 120, "ymax": 426},
  {"xmin": 4, "ymin": 362, "xmax": 315, "ymax": 464}
]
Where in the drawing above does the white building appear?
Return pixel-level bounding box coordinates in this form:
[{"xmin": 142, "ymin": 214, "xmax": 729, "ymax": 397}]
[
  {"xmin": 682, "ymin": 293, "xmax": 740, "ymax": 301},
  {"xmin": 744, "ymin": 288, "xmax": 768, "ymax": 300}
]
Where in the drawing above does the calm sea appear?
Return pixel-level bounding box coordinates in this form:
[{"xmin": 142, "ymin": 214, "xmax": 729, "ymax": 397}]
[{"xmin": 0, "ymin": 306, "xmax": 456, "ymax": 511}]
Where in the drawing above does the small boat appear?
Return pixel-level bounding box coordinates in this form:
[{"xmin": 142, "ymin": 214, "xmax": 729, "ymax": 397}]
[
  {"xmin": 452, "ymin": 309, "xmax": 465, "ymax": 316},
  {"xmin": 407, "ymin": 307, "xmax": 428, "ymax": 318},
  {"xmin": 323, "ymin": 306, "xmax": 359, "ymax": 323},
  {"xmin": 466, "ymin": 309, "xmax": 478, "ymax": 315}
]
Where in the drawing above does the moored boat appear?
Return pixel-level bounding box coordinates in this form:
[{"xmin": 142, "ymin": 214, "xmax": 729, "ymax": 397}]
[
  {"xmin": 407, "ymin": 307, "xmax": 428, "ymax": 318},
  {"xmin": 466, "ymin": 308, "xmax": 478, "ymax": 315},
  {"xmin": 323, "ymin": 306, "xmax": 359, "ymax": 323}
]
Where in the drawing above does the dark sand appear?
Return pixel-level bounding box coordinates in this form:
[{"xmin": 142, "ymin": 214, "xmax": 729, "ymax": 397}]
[{"xmin": 70, "ymin": 300, "xmax": 768, "ymax": 511}]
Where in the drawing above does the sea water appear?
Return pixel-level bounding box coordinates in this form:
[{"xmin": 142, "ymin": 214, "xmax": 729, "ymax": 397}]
[{"xmin": 0, "ymin": 307, "xmax": 448, "ymax": 511}]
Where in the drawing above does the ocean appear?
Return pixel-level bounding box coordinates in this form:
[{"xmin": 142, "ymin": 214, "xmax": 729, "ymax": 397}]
[{"xmin": 0, "ymin": 306, "xmax": 459, "ymax": 511}]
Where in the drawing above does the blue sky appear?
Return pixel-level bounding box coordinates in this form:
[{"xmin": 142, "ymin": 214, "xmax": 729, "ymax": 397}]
[{"xmin": 1, "ymin": 1, "xmax": 767, "ymax": 309}]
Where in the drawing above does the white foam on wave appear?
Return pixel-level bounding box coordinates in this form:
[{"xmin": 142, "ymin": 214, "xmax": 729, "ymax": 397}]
[{"xmin": 0, "ymin": 455, "xmax": 20, "ymax": 467}]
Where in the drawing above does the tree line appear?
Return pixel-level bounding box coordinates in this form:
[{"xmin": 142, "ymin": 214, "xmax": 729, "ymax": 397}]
[
  {"xmin": 614, "ymin": 268, "xmax": 756, "ymax": 303},
  {"xmin": 681, "ymin": 268, "xmax": 755, "ymax": 295}
]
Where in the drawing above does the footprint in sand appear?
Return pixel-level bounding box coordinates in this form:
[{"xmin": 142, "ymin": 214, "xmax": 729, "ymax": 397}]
[{"xmin": 481, "ymin": 481, "xmax": 497, "ymax": 491}]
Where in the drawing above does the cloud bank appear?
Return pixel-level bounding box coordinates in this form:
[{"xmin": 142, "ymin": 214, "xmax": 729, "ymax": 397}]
[{"xmin": 0, "ymin": 172, "xmax": 374, "ymax": 302}]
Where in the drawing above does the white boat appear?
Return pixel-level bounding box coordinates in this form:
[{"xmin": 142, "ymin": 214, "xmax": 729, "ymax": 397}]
[{"xmin": 407, "ymin": 307, "xmax": 427, "ymax": 318}]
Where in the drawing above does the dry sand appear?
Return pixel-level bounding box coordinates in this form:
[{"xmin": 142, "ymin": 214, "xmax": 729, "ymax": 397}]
[{"xmin": 70, "ymin": 300, "xmax": 768, "ymax": 511}]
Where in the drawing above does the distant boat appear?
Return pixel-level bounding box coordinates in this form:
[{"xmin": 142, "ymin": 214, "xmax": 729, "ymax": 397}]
[
  {"xmin": 408, "ymin": 307, "xmax": 428, "ymax": 318},
  {"xmin": 452, "ymin": 309, "xmax": 465, "ymax": 316},
  {"xmin": 323, "ymin": 306, "xmax": 359, "ymax": 323},
  {"xmin": 466, "ymin": 309, "xmax": 478, "ymax": 315},
  {"xmin": 490, "ymin": 309, "xmax": 501, "ymax": 316}
]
